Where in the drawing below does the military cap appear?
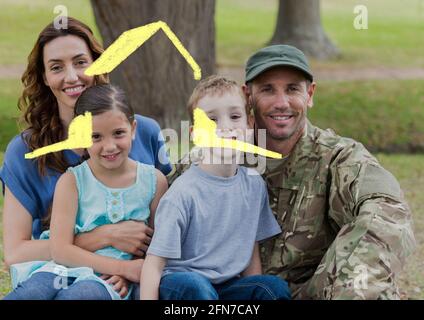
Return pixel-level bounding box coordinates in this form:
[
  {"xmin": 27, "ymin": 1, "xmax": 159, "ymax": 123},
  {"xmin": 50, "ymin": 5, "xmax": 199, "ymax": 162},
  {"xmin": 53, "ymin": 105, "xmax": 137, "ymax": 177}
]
[{"xmin": 245, "ymin": 44, "xmax": 313, "ymax": 82}]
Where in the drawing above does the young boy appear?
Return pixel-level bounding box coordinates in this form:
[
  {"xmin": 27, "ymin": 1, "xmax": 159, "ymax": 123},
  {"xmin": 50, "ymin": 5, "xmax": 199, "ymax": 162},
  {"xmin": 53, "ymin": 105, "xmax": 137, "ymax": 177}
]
[{"xmin": 140, "ymin": 76, "xmax": 291, "ymax": 300}]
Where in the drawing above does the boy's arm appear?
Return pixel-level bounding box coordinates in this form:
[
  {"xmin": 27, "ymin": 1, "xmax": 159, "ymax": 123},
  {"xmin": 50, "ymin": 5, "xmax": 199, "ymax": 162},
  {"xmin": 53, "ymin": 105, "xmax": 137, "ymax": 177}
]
[
  {"xmin": 241, "ymin": 242, "xmax": 262, "ymax": 277},
  {"xmin": 140, "ymin": 254, "xmax": 167, "ymax": 300}
]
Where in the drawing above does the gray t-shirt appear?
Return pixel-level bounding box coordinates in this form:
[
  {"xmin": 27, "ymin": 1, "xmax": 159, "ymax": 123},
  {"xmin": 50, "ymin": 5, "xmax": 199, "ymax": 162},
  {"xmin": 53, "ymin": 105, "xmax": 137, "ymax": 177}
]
[{"xmin": 147, "ymin": 164, "xmax": 281, "ymax": 284}]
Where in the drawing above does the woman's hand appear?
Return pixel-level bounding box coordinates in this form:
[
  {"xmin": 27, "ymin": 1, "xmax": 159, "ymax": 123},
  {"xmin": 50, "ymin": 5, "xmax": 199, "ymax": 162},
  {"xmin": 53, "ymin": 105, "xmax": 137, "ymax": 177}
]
[
  {"xmin": 120, "ymin": 259, "xmax": 144, "ymax": 283},
  {"xmin": 100, "ymin": 274, "xmax": 130, "ymax": 298},
  {"xmin": 109, "ymin": 220, "xmax": 153, "ymax": 257}
]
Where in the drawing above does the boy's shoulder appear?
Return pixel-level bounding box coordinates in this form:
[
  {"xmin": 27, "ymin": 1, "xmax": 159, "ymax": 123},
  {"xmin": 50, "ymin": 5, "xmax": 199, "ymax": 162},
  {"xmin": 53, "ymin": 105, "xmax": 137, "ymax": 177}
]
[
  {"xmin": 241, "ymin": 167, "xmax": 268, "ymax": 203},
  {"xmin": 168, "ymin": 164, "xmax": 197, "ymax": 184},
  {"xmin": 155, "ymin": 166, "xmax": 202, "ymax": 216},
  {"xmin": 166, "ymin": 165, "xmax": 266, "ymax": 198},
  {"xmin": 163, "ymin": 165, "xmax": 199, "ymax": 197},
  {"xmin": 171, "ymin": 165, "xmax": 265, "ymax": 186},
  {"xmin": 239, "ymin": 166, "xmax": 267, "ymax": 188},
  {"xmin": 240, "ymin": 166, "xmax": 262, "ymax": 178}
]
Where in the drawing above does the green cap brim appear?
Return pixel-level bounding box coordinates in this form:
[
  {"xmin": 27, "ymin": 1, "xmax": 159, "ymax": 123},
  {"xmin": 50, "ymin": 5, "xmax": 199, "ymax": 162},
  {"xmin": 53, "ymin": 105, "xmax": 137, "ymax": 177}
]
[{"xmin": 246, "ymin": 61, "xmax": 313, "ymax": 83}]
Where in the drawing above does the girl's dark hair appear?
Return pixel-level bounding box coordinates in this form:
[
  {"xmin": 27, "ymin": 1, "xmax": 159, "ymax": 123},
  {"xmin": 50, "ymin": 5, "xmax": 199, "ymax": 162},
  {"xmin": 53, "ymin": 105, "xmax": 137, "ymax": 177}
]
[
  {"xmin": 19, "ymin": 17, "xmax": 108, "ymax": 176},
  {"xmin": 74, "ymin": 84, "xmax": 135, "ymax": 122}
]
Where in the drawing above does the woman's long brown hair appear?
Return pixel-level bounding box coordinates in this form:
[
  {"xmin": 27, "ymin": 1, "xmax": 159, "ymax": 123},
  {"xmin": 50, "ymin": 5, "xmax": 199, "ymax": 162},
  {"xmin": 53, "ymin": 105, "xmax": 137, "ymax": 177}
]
[{"xmin": 19, "ymin": 17, "xmax": 108, "ymax": 176}]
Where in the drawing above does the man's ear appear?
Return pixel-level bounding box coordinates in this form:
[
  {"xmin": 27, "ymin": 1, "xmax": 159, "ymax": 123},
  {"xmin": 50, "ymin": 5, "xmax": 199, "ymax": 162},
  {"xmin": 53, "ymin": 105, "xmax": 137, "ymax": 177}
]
[
  {"xmin": 131, "ymin": 119, "xmax": 137, "ymax": 140},
  {"xmin": 306, "ymin": 82, "xmax": 316, "ymax": 108}
]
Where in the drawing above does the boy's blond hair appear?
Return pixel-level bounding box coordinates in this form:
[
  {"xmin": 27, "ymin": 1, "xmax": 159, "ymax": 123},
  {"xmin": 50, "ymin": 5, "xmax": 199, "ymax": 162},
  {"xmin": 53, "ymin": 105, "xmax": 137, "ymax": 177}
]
[{"xmin": 187, "ymin": 75, "xmax": 249, "ymax": 122}]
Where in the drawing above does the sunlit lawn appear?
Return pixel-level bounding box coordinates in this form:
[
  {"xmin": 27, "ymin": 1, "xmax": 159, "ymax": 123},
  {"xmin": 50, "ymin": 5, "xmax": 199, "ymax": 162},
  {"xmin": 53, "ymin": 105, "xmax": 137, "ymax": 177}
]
[
  {"xmin": 216, "ymin": 0, "xmax": 424, "ymax": 68},
  {"xmin": 0, "ymin": 0, "xmax": 423, "ymax": 300},
  {"xmin": 0, "ymin": 0, "xmax": 423, "ymax": 68}
]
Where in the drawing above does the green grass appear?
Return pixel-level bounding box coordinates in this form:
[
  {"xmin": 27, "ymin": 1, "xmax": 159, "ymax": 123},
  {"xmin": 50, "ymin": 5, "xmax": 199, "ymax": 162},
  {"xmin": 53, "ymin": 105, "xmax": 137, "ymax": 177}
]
[
  {"xmin": 0, "ymin": 233, "xmax": 7, "ymax": 298},
  {"xmin": 0, "ymin": 79, "xmax": 21, "ymax": 151},
  {"xmin": 215, "ymin": 0, "xmax": 277, "ymax": 67},
  {"xmin": 0, "ymin": 152, "xmax": 9, "ymax": 298},
  {"xmin": 1, "ymin": 0, "xmax": 423, "ymax": 68},
  {"xmin": 0, "ymin": 0, "xmax": 423, "ymax": 300},
  {"xmin": 0, "ymin": 0, "xmax": 101, "ymax": 65},
  {"xmin": 376, "ymin": 154, "xmax": 424, "ymax": 299},
  {"xmin": 216, "ymin": 0, "xmax": 424, "ymax": 68},
  {"xmin": 319, "ymin": 0, "xmax": 424, "ymax": 68},
  {"xmin": 309, "ymin": 79, "xmax": 424, "ymax": 152}
]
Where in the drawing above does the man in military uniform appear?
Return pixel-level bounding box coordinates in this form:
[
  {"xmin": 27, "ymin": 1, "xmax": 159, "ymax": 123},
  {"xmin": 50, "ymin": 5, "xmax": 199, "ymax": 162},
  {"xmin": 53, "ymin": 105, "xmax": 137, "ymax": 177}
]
[
  {"xmin": 169, "ymin": 45, "xmax": 416, "ymax": 299},
  {"xmin": 244, "ymin": 44, "xmax": 416, "ymax": 300}
]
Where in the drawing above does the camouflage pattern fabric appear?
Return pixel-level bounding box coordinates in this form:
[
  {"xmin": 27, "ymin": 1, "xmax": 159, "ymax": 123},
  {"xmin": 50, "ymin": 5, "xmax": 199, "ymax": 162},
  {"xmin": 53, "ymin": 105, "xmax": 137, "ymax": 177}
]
[{"xmin": 167, "ymin": 121, "xmax": 416, "ymax": 300}]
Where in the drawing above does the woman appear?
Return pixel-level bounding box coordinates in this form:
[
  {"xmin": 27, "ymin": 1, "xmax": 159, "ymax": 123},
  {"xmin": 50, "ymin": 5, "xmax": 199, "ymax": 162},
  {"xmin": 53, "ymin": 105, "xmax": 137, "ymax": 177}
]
[{"xmin": 0, "ymin": 17, "xmax": 171, "ymax": 299}]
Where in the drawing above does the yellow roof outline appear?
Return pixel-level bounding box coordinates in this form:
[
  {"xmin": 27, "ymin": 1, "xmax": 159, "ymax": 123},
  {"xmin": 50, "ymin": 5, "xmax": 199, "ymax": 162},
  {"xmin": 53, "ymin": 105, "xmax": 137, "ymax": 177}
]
[{"xmin": 84, "ymin": 20, "xmax": 201, "ymax": 80}]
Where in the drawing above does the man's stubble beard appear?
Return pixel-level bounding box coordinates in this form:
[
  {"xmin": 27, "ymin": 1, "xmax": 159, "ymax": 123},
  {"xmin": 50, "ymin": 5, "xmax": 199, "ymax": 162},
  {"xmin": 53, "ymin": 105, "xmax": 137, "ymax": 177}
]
[{"xmin": 251, "ymin": 99, "xmax": 307, "ymax": 143}]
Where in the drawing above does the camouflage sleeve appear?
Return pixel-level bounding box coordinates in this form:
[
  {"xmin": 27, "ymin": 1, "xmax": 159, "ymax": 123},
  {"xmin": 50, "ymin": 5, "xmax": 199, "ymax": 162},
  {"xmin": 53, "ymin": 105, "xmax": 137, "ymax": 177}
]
[{"xmin": 321, "ymin": 146, "xmax": 416, "ymax": 299}]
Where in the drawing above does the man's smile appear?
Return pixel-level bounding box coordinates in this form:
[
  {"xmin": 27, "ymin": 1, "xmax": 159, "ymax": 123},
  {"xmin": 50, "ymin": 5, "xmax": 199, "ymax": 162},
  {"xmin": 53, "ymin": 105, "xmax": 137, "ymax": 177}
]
[{"xmin": 267, "ymin": 112, "xmax": 297, "ymax": 126}]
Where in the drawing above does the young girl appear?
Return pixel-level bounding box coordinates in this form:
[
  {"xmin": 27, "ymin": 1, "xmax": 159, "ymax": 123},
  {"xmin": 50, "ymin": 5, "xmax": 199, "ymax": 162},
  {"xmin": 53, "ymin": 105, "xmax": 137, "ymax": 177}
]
[{"xmin": 4, "ymin": 84, "xmax": 168, "ymax": 300}]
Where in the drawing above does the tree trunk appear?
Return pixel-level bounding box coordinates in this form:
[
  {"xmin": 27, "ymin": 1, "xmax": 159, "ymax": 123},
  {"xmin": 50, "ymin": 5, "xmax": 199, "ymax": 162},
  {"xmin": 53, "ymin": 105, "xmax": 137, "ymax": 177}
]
[
  {"xmin": 90, "ymin": 0, "xmax": 216, "ymax": 130},
  {"xmin": 269, "ymin": 0, "xmax": 339, "ymax": 60}
]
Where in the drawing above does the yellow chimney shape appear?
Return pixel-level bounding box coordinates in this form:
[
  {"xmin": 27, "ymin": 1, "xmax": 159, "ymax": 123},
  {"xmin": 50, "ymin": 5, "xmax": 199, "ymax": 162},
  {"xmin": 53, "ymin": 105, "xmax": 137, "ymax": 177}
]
[{"xmin": 192, "ymin": 108, "xmax": 283, "ymax": 159}]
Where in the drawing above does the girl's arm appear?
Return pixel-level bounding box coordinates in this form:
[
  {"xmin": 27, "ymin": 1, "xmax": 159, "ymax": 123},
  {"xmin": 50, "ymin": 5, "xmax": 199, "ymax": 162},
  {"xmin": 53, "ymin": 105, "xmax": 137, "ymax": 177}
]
[
  {"xmin": 2, "ymin": 187, "xmax": 51, "ymax": 268},
  {"xmin": 241, "ymin": 242, "xmax": 262, "ymax": 277},
  {"xmin": 148, "ymin": 169, "xmax": 168, "ymax": 228},
  {"xmin": 49, "ymin": 172, "xmax": 142, "ymax": 282},
  {"xmin": 140, "ymin": 254, "xmax": 166, "ymax": 300},
  {"xmin": 1, "ymin": 185, "xmax": 150, "ymax": 268}
]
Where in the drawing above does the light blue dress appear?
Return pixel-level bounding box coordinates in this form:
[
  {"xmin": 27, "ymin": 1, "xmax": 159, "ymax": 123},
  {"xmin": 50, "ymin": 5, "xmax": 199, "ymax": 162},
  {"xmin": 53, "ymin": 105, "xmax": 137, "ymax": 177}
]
[{"xmin": 9, "ymin": 160, "xmax": 157, "ymax": 300}]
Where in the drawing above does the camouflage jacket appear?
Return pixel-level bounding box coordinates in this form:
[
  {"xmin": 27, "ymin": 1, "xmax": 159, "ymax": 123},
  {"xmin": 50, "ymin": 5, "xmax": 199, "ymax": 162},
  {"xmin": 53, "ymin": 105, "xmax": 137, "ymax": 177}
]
[{"xmin": 167, "ymin": 121, "xmax": 416, "ymax": 300}]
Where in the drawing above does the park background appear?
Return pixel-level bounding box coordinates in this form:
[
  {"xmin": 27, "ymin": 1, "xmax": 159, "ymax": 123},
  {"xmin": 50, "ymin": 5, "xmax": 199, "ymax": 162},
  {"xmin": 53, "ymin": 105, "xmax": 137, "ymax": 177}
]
[{"xmin": 0, "ymin": 0, "xmax": 423, "ymax": 299}]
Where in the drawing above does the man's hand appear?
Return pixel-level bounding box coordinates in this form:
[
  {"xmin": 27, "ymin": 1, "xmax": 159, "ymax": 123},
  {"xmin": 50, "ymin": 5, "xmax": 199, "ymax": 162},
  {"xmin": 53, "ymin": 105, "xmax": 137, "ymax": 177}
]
[
  {"xmin": 100, "ymin": 274, "xmax": 130, "ymax": 298},
  {"xmin": 109, "ymin": 220, "xmax": 153, "ymax": 257}
]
